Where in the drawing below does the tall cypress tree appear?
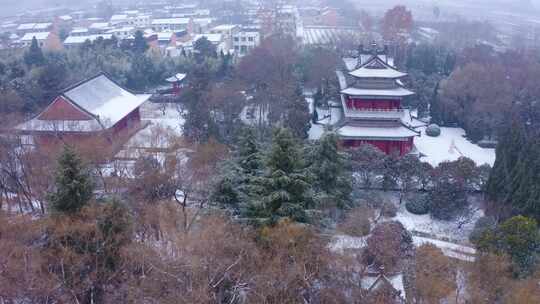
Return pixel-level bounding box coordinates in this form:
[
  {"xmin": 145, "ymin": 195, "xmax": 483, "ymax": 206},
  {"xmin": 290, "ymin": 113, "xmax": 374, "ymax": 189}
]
[
  {"xmin": 487, "ymin": 122, "xmax": 527, "ymax": 205},
  {"xmin": 132, "ymin": 30, "xmax": 149, "ymax": 54},
  {"xmin": 47, "ymin": 146, "xmax": 94, "ymax": 214},
  {"xmin": 509, "ymin": 138, "xmax": 540, "ymax": 220},
  {"xmin": 283, "ymin": 86, "xmax": 311, "ymax": 139},
  {"xmin": 24, "ymin": 37, "xmax": 45, "ymax": 67},
  {"xmin": 308, "ymin": 132, "xmax": 352, "ymax": 208},
  {"xmin": 251, "ymin": 128, "xmax": 310, "ymax": 223},
  {"xmin": 430, "ymin": 81, "xmax": 442, "ymax": 124},
  {"xmin": 212, "ymin": 127, "xmax": 264, "ymax": 210}
]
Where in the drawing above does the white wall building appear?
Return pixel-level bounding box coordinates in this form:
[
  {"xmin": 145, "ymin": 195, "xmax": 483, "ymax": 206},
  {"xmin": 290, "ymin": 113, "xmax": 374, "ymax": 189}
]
[
  {"xmin": 210, "ymin": 24, "xmax": 239, "ymax": 50},
  {"xmin": 106, "ymin": 27, "xmax": 135, "ymax": 40},
  {"xmin": 20, "ymin": 32, "xmax": 51, "ymax": 47},
  {"xmin": 63, "ymin": 34, "xmax": 113, "ymax": 48},
  {"xmin": 233, "ymin": 27, "xmax": 261, "ymax": 56},
  {"xmin": 127, "ymin": 15, "xmax": 152, "ymax": 29},
  {"xmin": 151, "ymin": 18, "xmax": 191, "ymax": 32}
]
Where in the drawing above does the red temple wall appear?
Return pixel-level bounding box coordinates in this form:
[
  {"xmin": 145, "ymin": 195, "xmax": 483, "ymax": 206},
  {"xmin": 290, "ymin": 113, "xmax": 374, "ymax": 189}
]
[
  {"xmin": 112, "ymin": 108, "xmax": 141, "ymax": 134},
  {"xmin": 346, "ymin": 98, "xmax": 401, "ymax": 110},
  {"xmin": 342, "ymin": 137, "xmax": 414, "ymax": 156},
  {"xmin": 37, "ymin": 97, "xmax": 93, "ymax": 121}
]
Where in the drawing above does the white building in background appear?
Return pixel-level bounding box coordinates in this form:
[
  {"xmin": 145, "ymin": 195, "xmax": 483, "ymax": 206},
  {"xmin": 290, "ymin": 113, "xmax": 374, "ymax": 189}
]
[
  {"xmin": 151, "ymin": 18, "xmax": 191, "ymax": 32},
  {"xmin": 110, "ymin": 14, "xmax": 129, "ymax": 26},
  {"xmin": 16, "ymin": 23, "xmax": 52, "ymax": 35},
  {"xmin": 63, "ymin": 34, "xmax": 113, "ymax": 48},
  {"xmin": 233, "ymin": 26, "xmax": 261, "ymax": 56},
  {"xmin": 179, "ymin": 33, "xmax": 226, "ymax": 55},
  {"xmin": 129, "ymin": 15, "xmax": 152, "ymax": 29},
  {"xmin": 106, "ymin": 27, "xmax": 136, "ymax": 40},
  {"xmin": 89, "ymin": 22, "xmax": 111, "ymax": 34},
  {"xmin": 210, "ymin": 24, "xmax": 240, "ymax": 50},
  {"xmin": 20, "ymin": 32, "xmax": 51, "ymax": 47},
  {"xmin": 70, "ymin": 27, "xmax": 89, "ymax": 37},
  {"xmin": 192, "ymin": 18, "xmax": 214, "ymax": 34}
]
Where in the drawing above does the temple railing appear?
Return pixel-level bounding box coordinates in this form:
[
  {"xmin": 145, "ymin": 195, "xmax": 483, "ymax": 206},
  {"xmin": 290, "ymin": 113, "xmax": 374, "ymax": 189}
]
[{"xmin": 344, "ymin": 107, "xmax": 405, "ymax": 119}]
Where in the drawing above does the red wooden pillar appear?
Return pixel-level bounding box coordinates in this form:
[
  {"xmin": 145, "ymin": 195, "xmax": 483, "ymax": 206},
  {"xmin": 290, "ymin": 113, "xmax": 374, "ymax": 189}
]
[{"xmin": 173, "ymin": 82, "xmax": 181, "ymax": 95}]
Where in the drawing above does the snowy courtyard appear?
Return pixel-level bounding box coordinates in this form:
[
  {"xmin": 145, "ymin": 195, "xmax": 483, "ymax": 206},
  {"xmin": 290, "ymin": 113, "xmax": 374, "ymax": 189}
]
[
  {"xmin": 414, "ymin": 126, "xmax": 495, "ymax": 167},
  {"xmin": 308, "ymin": 97, "xmax": 496, "ymax": 167}
]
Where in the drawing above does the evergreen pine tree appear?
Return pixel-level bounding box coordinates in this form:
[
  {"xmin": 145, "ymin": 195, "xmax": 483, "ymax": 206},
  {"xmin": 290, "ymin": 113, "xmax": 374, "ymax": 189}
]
[
  {"xmin": 509, "ymin": 138, "xmax": 540, "ymax": 220},
  {"xmin": 24, "ymin": 37, "xmax": 45, "ymax": 67},
  {"xmin": 234, "ymin": 128, "xmax": 265, "ymax": 209},
  {"xmin": 308, "ymin": 133, "xmax": 352, "ymax": 208},
  {"xmin": 98, "ymin": 199, "xmax": 132, "ymax": 271},
  {"xmin": 430, "ymin": 81, "xmax": 442, "ymax": 124},
  {"xmin": 212, "ymin": 174, "xmax": 240, "ymax": 208},
  {"xmin": 47, "ymin": 146, "xmax": 94, "ymax": 214},
  {"xmin": 212, "ymin": 127, "xmax": 263, "ymax": 211},
  {"xmin": 252, "ymin": 128, "xmax": 310, "ymax": 223},
  {"xmin": 236, "ymin": 128, "xmax": 261, "ymax": 170},
  {"xmin": 487, "ymin": 122, "xmax": 527, "ymax": 205},
  {"xmin": 283, "ymin": 86, "xmax": 311, "ymax": 139},
  {"xmin": 132, "ymin": 30, "xmax": 149, "ymax": 54}
]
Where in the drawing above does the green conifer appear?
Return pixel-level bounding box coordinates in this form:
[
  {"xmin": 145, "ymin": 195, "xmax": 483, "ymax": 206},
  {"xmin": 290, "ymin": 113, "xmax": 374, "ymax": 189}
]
[
  {"xmin": 24, "ymin": 37, "xmax": 45, "ymax": 67},
  {"xmin": 256, "ymin": 128, "xmax": 310, "ymax": 223},
  {"xmin": 47, "ymin": 146, "xmax": 93, "ymax": 214},
  {"xmin": 308, "ymin": 132, "xmax": 352, "ymax": 208}
]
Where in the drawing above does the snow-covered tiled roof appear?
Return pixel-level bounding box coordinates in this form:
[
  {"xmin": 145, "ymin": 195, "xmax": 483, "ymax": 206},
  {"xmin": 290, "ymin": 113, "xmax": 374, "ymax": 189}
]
[
  {"xmin": 344, "ymin": 55, "xmax": 395, "ymax": 72},
  {"xmin": 166, "ymin": 73, "xmax": 187, "ymax": 83},
  {"xmin": 90, "ymin": 22, "xmax": 110, "ymax": 29},
  {"xmin": 106, "ymin": 26, "xmax": 135, "ymax": 33},
  {"xmin": 193, "ymin": 18, "xmax": 214, "ymax": 26},
  {"xmin": 21, "ymin": 32, "xmax": 50, "ymax": 41},
  {"xmin": 361, "ymin": 274, "xmax": 406, "ymax": 300},
  {"xmin": 211, "ymin": 24, "xmax": 239, "ymax": 31},
  {"xmin": 341, "ymin": 87, "xmax": 414, "ymax": 97},
  {"xmin": 152, "ymin": 18, "xmax": 190, "ymax": 25},
  {"xmin": 64, "ymin": 34, "xmax": 113, "ymax": 44},
  {"xmin": 343, "ymin": 57, "xmax": 358, "ymax": 71},
  {"xmin": 17, "ymin": 23, "xmax": 51, "ymax": 31},
  {"xmin": 17, "ymin": 23, "xmax": 37, "ymax": 30},
  {"xmin": 110, "ymin": 14, "xmax": 128, "ymax": 21},
  {"xmin": 350, "ymin": 67, "xmax": 406, "ymax": 79},
  {"xmin": 59, "ymin": 15, "xmax": 73, "ymax": 21},
  {"xmin": 349, "ymin": 56, "xmax": 407, "ymax": 79},
  {"xmin": 302, "ymin": 26, "xmax": 363, "ymax": 46},
  {"xmin": 337, "ymin": 124, "xmax": 418, "ymax": 140},
  {"xmin": 63, "ymin": 74, "xmax": 151, "ymax": 129},
  {"xmin": 71, "ymin": 28, "xmax": 89, "ymax": 34}
]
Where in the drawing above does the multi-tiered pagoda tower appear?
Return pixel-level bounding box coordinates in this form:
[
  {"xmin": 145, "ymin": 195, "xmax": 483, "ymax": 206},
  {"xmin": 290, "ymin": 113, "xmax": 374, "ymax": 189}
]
[{"xmin": 335, "ymin": 45, "xmax": 419, "ymax": 156}]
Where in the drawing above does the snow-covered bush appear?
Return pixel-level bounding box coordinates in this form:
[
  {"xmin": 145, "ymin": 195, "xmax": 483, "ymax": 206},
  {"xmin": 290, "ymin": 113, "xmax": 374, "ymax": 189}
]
[
  {"xmin": 405, "ymin": 194, "xmax": 430, "ymax": 215},
  {"xmin": 426, "ymin": 124, "xmax": 441, "ymax": 137},
  {"xmin": 365, "ymin": 221, "xmax": 413, "ymax": 271},
  {"xmin": 469, "ymin": 216, "xmax": 497, "ymax": 244},
  {"xmin": 381, "ymin": 201, "xmax": 398, "ymax": 218},
  {"xmin": 338, "ymin": 207, "xmax": 373, "ymax": 237}
]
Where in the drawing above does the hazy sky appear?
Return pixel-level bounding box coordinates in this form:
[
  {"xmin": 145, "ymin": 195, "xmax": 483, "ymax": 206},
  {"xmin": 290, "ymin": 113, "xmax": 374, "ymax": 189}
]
[{"xmin": 1, "ymin": 0, "xmax": 540, "ymax": 19}]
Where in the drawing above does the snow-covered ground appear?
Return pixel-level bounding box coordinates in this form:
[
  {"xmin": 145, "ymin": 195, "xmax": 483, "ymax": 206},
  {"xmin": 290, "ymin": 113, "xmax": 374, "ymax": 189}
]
[
  {"xmin": 394, "ymin": 199, "xmax": 484, "ymax": 243},
  {"xmin": 115, "ymin": 102, "xmax": 185, "ymax": 160},
  {"xmin": 415, "ymin": 126, "xmax": 496, "ymax": 167},
  {"xmin": 139, "ymin": 101, "xmax": 184, "ymax": 136},
  {"xmin": 413, "ymin": 236, "xmax": 476, "ymax": 262},
  {"xmin": 330, "ymin": 191, "xmax": 480, "ymax": 261},
  {"xmin": 329, "ymin": 232, "xmax": 476, "ymax": 262}
]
